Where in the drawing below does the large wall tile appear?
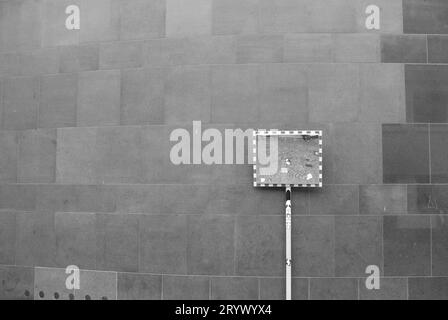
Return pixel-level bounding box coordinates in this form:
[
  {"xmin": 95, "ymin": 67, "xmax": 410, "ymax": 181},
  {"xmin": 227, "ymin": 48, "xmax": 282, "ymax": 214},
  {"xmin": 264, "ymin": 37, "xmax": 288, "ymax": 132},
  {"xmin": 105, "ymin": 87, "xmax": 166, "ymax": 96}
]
[
  {"xmin": 309, "ymin": 278, "xmax": 358, "ymax": 300},
  {"xmin": 165, "ymin": 66, "xmax": 211, "ymax": 124},
  {"xmin": 0, "ymin": 266, "xmax": 34, "ymax": 300},
  {"xmin": 7, "ymin": 49, "xmax": 60, "ymax": 77},
  {"xmin": 117, "ymin": 273, "xmax": 161, "ymax": 300},
  {"xmin": 258, "ymin": 64, "xmax": 308, "ymax": 124},
  {"xmin": 284, "ymin": 34, "xmax": 333, "ymax": 63},
  {"xmin": 431, "ymin": 215, "xmax": 448, "ymax": 276},
  {"xmin": 119, "ymin": 0, "xmax": 165, "ymax": 40},
  {"xmin": 56, "ymin": 127, "xmax": 97, "ymax": 184},
  {"xmin": 308, "ymin": 64, "xmax": 360, "ymax": 123},
  {"xmin": 405, "ymin": 65, "xmax": 448, "ymax": 123},
  {"xmin": 144, "ymin": 36, "xmax": 236, "ymax": 67},
  {"xmin": 18, "ymin": 129, "xmax": 56, "ymax": 183},
  {"xmin": 2, "ymin": 76, "xmax": 39, "ymax": 130},
  {"xmin": 236, "ymin": 35, "xmax": 283, "ymax": 63},
  {"xmin": 236, "ymin": 216, "xmax": 283, "ymax": 276},
  {"xmin": 259, "ymin": 0, "xmax": 356, "ymax": 33},
  {"xmin": 77, "ymin": 70, "xmax": 121, "ymax": 127},
  {"xmin": 93, "ymin": 126, "xmax": 166, "ymax": 184},
  {"xmin": 333, "ymin": 34, "xmax": 380, "ymax": 63},
  {"xmin": 163, "ymin": 276, "xmax": 209, "ymax": 300},
  {"xmin": 407, "ymin": 185, "xmax": 448, "ymax": 215},
  {"xmin": 359, "ymin": 277, "xmax": 407, "ymax": 300},
  {"xmin": 359, "ymin": 185, "xmax": 407, "ymax": 215},
  {"xmin": 139, "ymin": 215, "xmax": 187, "ymax": 274},
  {"xmin": 79, "ymin": 0, "xmax": 120, "ymax": 43},
  {"xmin": 293, "ymin": 216, "xmax": 334, "ymax": 277},
  {"xmin": 115, "ymin": 185, "xmax": 161, "ymax": 213},
  {"xmin": 211, "ymin": 65, "xmax": 258, "ymax": 123},
  {"xmin": 42, "ymin": 0, "xmax": 80, "ymax": 47},
  {"xmin": 329, "ymin": 123, "xmax": 382, "ymax": 184},
  {"xmin": 381, "ymin": 35, "xmax": 427, "ymax": 63},
  {"xmin": 166, "ymin": 0, "xmax": 211, "ymax": 37},
  {"xmin": 15, "ymin": 211, "xmax": 57, "ymax": 267},
  {"xmin": 0, "ymin": 211, "xmax": 16, "ymax": 265},
  {"xmin": 0, "ymin": 184, "xmax": 36, "ymax": 211},
  {"xmin": 335, "ymin": 216, "xmax": 382, "ymax": 277},
  {"xmin": 211, "ymin": 277, "xmax": 258, "ymax": 300},
  {"xmin": 55, "ymin": 212, "xmax": 97, "ymax": 269},
  {"xmin": 59, "ymin": 44, "xmax": 100, "ymax": 73},
  {"xmin": 359, "ymin": 64, "xmax": 405, "ymax": 123},
  {"xmin": 430, "ymin": 124, "xmax": 448, "ymax": 183},
  {"xmin": 39, "ymin": 74, "xmax": 77, "ymax": 128},
  {"xmin": 308, "ymin": 185, "xmax": 359, "ymax": 216},
  {"xmin": 409, "ymin": 277, "xmax": 448, "ymax": 300},
  {"xmin": 383, "ymin": 216, "xmax": 431, "ymax": 276},
  {"xmin": 96, "ymin": 213, "xmax": 139, "ymax": 272},
  {"xmin": 0, "ymin": 0, "xmax": 42, "ymax": 52},
  {"xmin": 121, "ymin": 67, "xmax": 165, "ymax": 125},
  {"xmin": 212, "ymin": 0, "xmax": 258, "ymax": 35},
  {"xmin": 259, "ymin": 277, "xmax": 308, "ymax": 300},
  {"xmin": 187, "ymin": 215, "xmax": 234, "ymax": 276},
  {"xmin": 36, "ymin": 185, "xmax": 118, "ymax": 213},
  {"xmin": 382, "ymin": 124, "xmax": 429, "ymax": 183},
  {"xmin": 99, "ymin": 41, "xmax": 144, "ymax": 69},
  {"xmin": 0, "ymin": 131, "xmax": 18, "ymax": 183},
  {"xmin": 428, "ymin": 35, "xmax": 448, "ymax": 63},
  {"xmin": 403, "ymin": 0, "xmax": 448, "ymax": 34}
]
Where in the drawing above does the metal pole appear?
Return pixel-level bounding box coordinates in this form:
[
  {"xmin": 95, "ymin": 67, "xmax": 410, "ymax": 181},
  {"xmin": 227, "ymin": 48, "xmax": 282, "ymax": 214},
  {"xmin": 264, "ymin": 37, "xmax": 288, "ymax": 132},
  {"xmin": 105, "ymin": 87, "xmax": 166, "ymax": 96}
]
[{"xmin": 285, "ymin": 187, "xmax": 292, "ymax": 300}]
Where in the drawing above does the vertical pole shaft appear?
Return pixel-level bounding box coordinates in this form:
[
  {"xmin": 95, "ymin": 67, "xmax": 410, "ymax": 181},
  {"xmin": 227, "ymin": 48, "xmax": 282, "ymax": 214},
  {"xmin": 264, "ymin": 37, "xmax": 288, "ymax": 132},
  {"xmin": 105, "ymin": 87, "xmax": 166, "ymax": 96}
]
[{"xmin": 285, "ymin": 187, "xmax": 292, "ymax": 300}]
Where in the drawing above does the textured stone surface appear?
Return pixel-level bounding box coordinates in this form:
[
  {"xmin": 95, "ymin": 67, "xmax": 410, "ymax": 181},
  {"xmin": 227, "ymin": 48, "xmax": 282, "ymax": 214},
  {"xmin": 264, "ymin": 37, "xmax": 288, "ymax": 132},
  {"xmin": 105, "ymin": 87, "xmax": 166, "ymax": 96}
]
[
  {"xmin": 335, "ymin": 216, "xmax": 382, "ymax": 277},
  {"xmin": 406, "ymin": 65, "xmax": 448, "ymax": 123},
  {"xmin": 163, "ymin": 276, "xmax": 210, "ymax": 300},
  {"xmin": 383, "ymin": 216, "xmax": 431, "ymax": 276},
  {"xmin": 54, "ymin": 212, "xmax": 97, "ymax": 269},
  {"xmin": 293, "ymin": 216, "xmax": 334, "ymax": 277},
  {"xmin": 383, "ymin": 124, "xmax": 430, "ymax": 183},
  {"xmin": 381, "ymin": 35, "xmax": 427, "ymax": 63},
  {"xmin": 77, "ymin": 70, "xmax": 121, "ymax": 127},
  {"xmin": 166, "ymin": 0, "xmax": 211, "ymax": 36},
  {"xmin": 18, "ymin": 129, "xmax": 56, "ymax": 183},
  {"xmin": 430, "ymin": 125, "xmax": 448, "ymax": 183},
  {"xmin": 428, "ymin": 36, "xmax": 448, "ymax": 63},
  {"xmin": 187, "ymin": 215, "xmax": 234, "ymax": 275},
  {"xmin": 2, "ymin": 77, "xmax": 39, "ymax": 130},
  {"xmin": 39, "ymin": 74, "xmax": 77, "ymax": 128},
  {"xmin": 403, "ymin": 0, "xmax": 448, "ymax": 34},
  {"xmin": 0, "ymin": 131, "xmax": 18, "ymax": 183},
  {"xmin": 359, "ymin": 185, "xmax": 407, "ymax": 215},
  {"xmin": 0, "ymin": 211, "xmax": 16, "ymax": 265},
  {"xmin": 211, "ymin": 277, "xmax": 258, "ymax": 300},
  {"xmin": 0, "ymin": 266, "xmax": 34, "ymax": 300},
  {"xmin": 120, "ymin": 67, "xmax": 165, "ymax": 125},
  {"xmin": 119, "ymin": 0, "xmax": 165, "ymax": 40},
  {"xmin": 309, "ymin": 278, "xmax": 358, "ymax": 300},
  {"xmin": 117, "ymin": 273, "xmax": 161, "ymax": 300},
  {"xmin": 409, "ymin": 277, "xmax": 448, "ymax": 300}
]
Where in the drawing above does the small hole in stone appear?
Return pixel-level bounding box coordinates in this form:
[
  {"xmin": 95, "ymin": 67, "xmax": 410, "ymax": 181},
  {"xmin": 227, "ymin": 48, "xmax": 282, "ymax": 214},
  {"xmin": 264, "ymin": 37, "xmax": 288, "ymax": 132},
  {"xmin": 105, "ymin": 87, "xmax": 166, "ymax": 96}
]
[
  {"xmin": 85, "ymin": 295, "xmax": 91, "ymax": 300},
  {"xmin": 69, "ymin": 293, "xmax": 75, "ymax": 300},
  {"xmin": 54, "ymin": 292, "xmax": 60, "ymax": 299},
  {"xmin": 102, "ymin": 296, "xmax": 108, "ymax": 300},
  {"xmin": 39, "ymin": 291, "xmax": 44, "ymax": 298},
  {"xmin": 24, "ymin": 290, "xmax": 30, "ymax": 297}
]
